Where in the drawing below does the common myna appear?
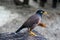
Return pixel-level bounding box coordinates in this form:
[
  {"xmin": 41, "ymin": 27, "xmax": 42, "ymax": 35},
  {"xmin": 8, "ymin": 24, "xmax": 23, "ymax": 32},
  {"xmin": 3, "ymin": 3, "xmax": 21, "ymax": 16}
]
[{"xmin": 15, "ymin": 9, "xmax": 48, "ymax": 36}]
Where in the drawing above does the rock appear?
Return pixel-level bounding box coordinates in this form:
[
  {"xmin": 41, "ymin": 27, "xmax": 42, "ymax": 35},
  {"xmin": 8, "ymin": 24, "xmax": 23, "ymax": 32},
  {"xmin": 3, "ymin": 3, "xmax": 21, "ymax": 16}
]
[{"xmin": 0, "ymin": 30, "xmax": 47, "ymax": 40}]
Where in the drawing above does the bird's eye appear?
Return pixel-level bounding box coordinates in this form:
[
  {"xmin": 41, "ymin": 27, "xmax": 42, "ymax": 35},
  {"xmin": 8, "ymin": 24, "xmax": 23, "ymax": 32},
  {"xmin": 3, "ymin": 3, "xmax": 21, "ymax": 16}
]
[
  {"xmin": 41, "ymin": 11, "xmax": 45, "ymax": 13},
  {"xmin": 41, "ymin": 11, "xmax": 43, "ymax": 13}
]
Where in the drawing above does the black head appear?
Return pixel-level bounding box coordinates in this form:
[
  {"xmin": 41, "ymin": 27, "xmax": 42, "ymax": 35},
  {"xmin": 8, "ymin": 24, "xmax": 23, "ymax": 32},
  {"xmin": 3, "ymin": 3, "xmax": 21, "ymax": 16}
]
[{"xmin": 36, "ymin": 10, "xmax": 47, "ymax": 16}]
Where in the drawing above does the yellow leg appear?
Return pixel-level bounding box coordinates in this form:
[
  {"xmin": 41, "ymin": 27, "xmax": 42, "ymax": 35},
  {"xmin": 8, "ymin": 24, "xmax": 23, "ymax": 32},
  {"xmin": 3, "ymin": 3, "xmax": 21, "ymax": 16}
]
[{"xmin": 29, "ymin": 31, "xmax": 37, "ymax": 36}]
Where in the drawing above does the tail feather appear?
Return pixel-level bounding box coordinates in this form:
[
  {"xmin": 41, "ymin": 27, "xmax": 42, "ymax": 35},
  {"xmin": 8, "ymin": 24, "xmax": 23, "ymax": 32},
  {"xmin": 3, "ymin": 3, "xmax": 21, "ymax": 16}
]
[{"xmin": 15, "ymin": 26, "xmax": 24, "ymax": 33}]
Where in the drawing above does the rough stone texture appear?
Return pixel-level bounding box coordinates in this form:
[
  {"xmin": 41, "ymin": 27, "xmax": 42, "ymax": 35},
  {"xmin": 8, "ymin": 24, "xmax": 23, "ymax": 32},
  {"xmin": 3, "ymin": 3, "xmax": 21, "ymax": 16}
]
[{"xmin": 0, "ymin": 31, "xmax": 47, "ymax": 40}]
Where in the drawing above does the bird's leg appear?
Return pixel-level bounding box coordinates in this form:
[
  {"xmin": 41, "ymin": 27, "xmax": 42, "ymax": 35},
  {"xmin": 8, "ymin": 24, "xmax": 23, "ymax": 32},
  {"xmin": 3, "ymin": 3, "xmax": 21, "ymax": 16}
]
[
  {"xmin": 29, "ymin": 28, "xmax": 37, "ymax": 36},
  {"xmin": 29, "ymin": 31, "xmax": 37, "ymax": 36},
  {"xmin": 38, "ymin": 23, "xmax": 46, "ymax": 28}
]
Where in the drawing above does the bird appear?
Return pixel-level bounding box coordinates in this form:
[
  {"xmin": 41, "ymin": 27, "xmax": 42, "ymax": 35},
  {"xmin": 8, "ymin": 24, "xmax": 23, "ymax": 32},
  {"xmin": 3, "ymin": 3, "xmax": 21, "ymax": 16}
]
[{"xmin": 15, "ymin": 9, "xmax": 48, "ymax": 36}]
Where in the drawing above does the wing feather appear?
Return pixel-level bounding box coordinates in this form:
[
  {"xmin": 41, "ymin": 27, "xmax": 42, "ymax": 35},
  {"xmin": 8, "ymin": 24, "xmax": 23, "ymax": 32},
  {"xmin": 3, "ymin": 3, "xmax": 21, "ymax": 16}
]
[{"xmin": 22, "ymin": 14, "xmax": 41, "ymax": 28}]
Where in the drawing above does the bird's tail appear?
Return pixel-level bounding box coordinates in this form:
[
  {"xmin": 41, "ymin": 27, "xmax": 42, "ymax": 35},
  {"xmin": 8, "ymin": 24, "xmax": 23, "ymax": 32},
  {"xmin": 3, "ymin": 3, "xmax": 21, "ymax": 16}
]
[{"xmin": 15, "ymin": 26, "xmax": 24, "ymax": 33}]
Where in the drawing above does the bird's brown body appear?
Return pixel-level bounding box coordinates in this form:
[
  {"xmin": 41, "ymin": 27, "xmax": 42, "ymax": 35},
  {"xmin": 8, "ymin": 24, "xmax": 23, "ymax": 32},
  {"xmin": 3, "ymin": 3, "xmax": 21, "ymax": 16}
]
[{"xmin": 22, "ymin": 14, "xmax": 41, "ymax": 29}]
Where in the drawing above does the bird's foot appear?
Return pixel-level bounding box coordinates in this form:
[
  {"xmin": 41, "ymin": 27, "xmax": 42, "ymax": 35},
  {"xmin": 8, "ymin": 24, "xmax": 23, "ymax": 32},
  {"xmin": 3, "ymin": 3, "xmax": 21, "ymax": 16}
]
[{"xmin": 29, "ymin": 31, "xmax": 37, "ymax": 36}]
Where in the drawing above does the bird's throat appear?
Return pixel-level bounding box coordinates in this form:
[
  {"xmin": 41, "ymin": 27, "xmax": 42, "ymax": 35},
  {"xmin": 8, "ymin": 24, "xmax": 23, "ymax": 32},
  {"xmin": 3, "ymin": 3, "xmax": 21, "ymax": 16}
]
[{"xmin": 37, "ymin": 13, "xmax": 42, "ymax": 17}]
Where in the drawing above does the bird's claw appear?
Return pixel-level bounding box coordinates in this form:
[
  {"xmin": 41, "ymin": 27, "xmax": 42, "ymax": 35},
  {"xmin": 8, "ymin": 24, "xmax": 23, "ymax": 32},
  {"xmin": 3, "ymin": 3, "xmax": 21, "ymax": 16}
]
[{"xmin": 29, "ymin": 31, "xmax": 37, "ymax": 36}]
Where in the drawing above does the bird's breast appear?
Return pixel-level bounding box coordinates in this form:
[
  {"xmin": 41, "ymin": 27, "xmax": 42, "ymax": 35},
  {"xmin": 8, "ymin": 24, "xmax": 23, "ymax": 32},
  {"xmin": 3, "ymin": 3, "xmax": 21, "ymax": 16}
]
[{"xmin": 37, "ymin": 16, "xmax": 42, "ymax": 24}]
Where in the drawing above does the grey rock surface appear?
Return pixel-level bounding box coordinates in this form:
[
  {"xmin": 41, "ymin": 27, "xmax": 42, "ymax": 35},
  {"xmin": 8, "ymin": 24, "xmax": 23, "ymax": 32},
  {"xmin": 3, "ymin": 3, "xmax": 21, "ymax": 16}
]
[{"xmin": 0, "ymin": 30, "xmax": 47, "ymax": 40}]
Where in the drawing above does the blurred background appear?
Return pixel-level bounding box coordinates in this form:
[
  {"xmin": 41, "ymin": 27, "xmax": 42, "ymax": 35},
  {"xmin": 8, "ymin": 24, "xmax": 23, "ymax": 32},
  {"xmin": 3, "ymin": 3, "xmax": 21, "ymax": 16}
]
[{"xmin": 0, "ymin": 0, "xmax": 60, "ymax": 40}]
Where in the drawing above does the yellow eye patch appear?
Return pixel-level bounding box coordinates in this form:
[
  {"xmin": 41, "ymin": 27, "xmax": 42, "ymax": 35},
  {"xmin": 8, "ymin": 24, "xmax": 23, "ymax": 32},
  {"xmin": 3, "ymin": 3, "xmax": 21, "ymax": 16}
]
[{"xmin": 41, "ymin": 11, "xmax": 43, "ymax": 13}]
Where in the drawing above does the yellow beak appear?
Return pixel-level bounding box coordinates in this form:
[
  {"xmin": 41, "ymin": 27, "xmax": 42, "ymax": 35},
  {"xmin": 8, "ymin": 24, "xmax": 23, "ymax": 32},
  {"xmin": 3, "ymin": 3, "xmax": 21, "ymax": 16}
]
[
  {"xmin": 43, "ymin": 11, "xmax": 48, "ymax": 15},
  {"xmin": 43, "ymin": 11, "xmax": 49, "ymax": 17}
]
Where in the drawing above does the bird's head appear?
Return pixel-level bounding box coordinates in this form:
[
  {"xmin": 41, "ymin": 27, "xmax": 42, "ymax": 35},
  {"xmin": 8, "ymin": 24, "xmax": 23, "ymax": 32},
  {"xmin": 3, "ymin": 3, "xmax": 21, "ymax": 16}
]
[{"xmin": 36, "ymin": 10, "xmax": 48, "ymax": 17}]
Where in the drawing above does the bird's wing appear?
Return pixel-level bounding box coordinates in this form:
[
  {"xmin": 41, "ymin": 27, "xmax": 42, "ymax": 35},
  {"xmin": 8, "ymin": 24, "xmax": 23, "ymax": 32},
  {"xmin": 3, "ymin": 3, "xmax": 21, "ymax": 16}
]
[{"xmin": 22, "ymin": 14, "xmax": 40, "ymax": 28}]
